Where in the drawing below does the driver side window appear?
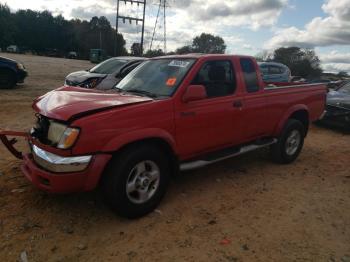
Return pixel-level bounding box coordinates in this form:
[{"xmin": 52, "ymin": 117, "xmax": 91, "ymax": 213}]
[{"xmin": 191, "ymin": 60, "xmax": 236, "ymax": 98}]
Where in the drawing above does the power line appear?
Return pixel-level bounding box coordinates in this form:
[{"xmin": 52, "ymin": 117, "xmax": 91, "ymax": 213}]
[
  {"xmin": 115, "ymin": 0, "xmax": 146, "ymax": 55},
  {"xmin": 149, "ymin": 0, "xmax": 167, "ymax": 53},
  {"xmin": 149, "ymin": 0, "xmax": 161, "ymax": 51}
]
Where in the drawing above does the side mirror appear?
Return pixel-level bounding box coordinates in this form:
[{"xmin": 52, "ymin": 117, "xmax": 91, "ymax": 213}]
[{"xmin": 183, "ymin": 85, "xmax": 207, "ymax": 103}]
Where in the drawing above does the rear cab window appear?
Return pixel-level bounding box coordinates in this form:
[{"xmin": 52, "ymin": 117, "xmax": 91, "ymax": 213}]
[
  {"xmin": 191, "ymin": 60, "xmax": 237, "ymax": 98},
  {"xmin": 240, "ymin": 58, "xmax": 260, "ymax": 93}
]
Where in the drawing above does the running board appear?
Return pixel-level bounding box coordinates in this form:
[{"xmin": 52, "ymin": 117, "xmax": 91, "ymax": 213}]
[{"xmin": 180, "ymin": 138, "xmax": 278, "ymax": 171}]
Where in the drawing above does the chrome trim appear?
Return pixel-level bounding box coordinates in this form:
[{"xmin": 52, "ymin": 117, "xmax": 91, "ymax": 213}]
[
  {"xmin": 180, "ymin": 139, "xmax": 277, "ymax": 171},
  {"xmin": 32, "ymin": 145, "xmax": 92, "ymax": 173}
]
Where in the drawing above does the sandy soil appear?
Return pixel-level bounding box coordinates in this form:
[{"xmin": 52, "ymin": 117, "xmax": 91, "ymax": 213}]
[{"xmin": 0, "ymin": 53, "xmax": 349, "ymax": 262}]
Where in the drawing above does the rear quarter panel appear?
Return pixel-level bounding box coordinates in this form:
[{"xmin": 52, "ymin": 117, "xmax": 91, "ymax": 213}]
[{"xmin": 264, "ymin": 84, "xmax": 326, "ymax": 136}]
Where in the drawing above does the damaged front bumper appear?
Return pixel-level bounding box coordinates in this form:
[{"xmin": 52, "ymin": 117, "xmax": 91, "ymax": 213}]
[
  {"xmin": 0, "ymin": 129, "xmax": 29, "ymax": 159},
  {"xmin": 32, "ymin": 144, "xmax": 92, "ymax": 173},
  {"xmin": 0, "ymin": 129, "xmax": 111, "ymax": 193}
]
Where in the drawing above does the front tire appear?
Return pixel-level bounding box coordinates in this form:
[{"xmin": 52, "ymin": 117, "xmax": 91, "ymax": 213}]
[
  {"xmin": 102, "ymin": 144, "xmax": 170, "ymax": 218},
  {"xmin": 270, "ymin": 119, "xmax": 305, "ymax": 164}
]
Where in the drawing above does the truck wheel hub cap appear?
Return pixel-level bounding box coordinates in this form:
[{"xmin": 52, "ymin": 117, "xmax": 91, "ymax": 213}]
[
  {"xmin": 285, "ymin": 130, "xmax": 301, "ymax": 156},
  {"xmin": 126, "ymin": 160, "xmax": 160, "ymax": 204}
]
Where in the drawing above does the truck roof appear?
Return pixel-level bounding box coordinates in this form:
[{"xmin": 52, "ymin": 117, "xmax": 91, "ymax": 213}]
[{"xmin": 149, "ymin": 53, "xmax": 255, "ymax": 60}]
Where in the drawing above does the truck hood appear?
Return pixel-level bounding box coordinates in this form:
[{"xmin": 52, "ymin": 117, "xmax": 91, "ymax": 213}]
[{"xmin": 33, "ymin": 86, "xmax": 153, "ymax": 121}]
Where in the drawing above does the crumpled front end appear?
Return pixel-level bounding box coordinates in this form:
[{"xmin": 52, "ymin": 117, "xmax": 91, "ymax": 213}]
[{"xmin": 0, "ymin": 115, "xmax": 112, "ymax": 193}]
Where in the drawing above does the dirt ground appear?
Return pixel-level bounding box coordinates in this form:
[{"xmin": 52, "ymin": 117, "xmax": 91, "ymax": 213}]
[{"xmin": 0, "ymin": 53, "xmax": 349, "ymax": 262}]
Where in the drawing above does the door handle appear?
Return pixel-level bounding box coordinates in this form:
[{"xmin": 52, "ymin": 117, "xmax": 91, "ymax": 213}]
[
  {"xmin": 180, "ymin": 111, "xmax": 196, "ymax": 117},
  {"xmin": 233, "ymin": 100, "xmax": 243, "ymax": 108}
]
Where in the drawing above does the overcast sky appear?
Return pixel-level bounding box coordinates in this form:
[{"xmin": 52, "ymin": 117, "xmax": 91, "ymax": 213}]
[{"xmin": 1, "ymin": 0, "xmax": 350, "ymax": 73}]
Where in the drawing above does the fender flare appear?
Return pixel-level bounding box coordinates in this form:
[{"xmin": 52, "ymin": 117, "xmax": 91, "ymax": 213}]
[
  {"xmin": 273, "ymin": 104, "xmax": 309, "ymax": 137},
  {"xmin": 101, "ymin": 128, "xmax": 177, "ymax": 154}
]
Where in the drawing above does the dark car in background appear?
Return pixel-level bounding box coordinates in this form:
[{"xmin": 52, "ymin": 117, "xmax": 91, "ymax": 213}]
[
  {"xmin": 319, "ymin": 81, "xmax": 350, "ymax": 131},
  {"xmin": 65, "ymin": 56, "xmax": 146, "ymax": 90},
  {"xmin": 0, "ymin": 56, "xmax": 28, "ymax": 89}
]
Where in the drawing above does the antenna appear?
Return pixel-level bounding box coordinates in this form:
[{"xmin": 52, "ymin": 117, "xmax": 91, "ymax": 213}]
[{"xmin": 115, "ymin": 0, "xmax": 146, "ymax": 56}]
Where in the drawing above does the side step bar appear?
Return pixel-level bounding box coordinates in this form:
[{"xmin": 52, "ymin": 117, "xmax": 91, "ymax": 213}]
[{"xmin": 180, "ymin": 138, "xmax": 278, "ymax": 171}]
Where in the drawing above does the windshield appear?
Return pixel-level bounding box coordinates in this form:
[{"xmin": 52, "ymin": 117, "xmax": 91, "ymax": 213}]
[
  {"xmin": 90, "ymin": 58, "xmax": 128, "ymax": 74},
  {"xmin": 115, "ymin": 58, "xmax": 196, "ymax": 97}
]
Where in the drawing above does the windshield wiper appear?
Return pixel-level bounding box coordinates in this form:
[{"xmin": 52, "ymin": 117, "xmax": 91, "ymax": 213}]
[{"xmin": 125, "ymin": 89, "xmax": 158, "ymax": 98}]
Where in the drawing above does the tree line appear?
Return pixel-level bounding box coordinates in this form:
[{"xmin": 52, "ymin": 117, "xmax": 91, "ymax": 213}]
[{"xmin": 0, "ymin": 4, "xmax": 128, "ymax": 59}]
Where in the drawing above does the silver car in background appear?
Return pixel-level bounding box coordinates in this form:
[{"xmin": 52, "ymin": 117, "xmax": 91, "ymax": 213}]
[{"xmin": 65, "ymin": 56, "xmax": 146, "ymax": 90}]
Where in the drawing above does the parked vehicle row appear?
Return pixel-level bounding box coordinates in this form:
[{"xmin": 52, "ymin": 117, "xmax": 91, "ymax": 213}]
[{"xmin": 0, "ymin": 54, "xmax": 326, "ymax": 218}]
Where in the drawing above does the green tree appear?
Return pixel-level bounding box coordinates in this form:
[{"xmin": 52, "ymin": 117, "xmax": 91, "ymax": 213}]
[
  {"xmin": 130, "ymin": 43, "xmax": 141, "ymax": 56},
  {"xmin": 175, "ymin": 33, "xmax": 226, "ymax": 54},
  {"xmin": 175, "ymin": 45, "xmax": 192, "ymax": 54},
  {"xmin": 273, "ymin": 47, "xmax": 323, "ymax": 78},
  {"xmin": 0, "ymin": 4, "xmax": 16, "ymax": 49},
  {"xmin": 192, "ymin": 33, "xmax": 226, "ymax": 54},
  {"xmin": 115, "ymin": 33, "xmax": 128, "ymax": 56},
  {"xmin": 0, "ymin": 7, "xmax": 129, "ymax": 59},
  {"xmin": 145, "ymin": 49, "xmax": 165, "ymax": 57}
]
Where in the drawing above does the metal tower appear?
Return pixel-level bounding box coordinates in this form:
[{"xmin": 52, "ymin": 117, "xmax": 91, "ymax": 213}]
[
  {"xmin": 149, "ymin": 0, "xmax": 167, "ymax": 53},
  {"xmin": 115, "ymin": 0, "xmax": 146, "ymax": 55}
]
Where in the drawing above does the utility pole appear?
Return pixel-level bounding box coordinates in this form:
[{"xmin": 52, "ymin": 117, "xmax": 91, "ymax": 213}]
[
  {"xmin": 114, "ymin": 0, "xmax": 120, "ymax": 56},
  {"xmin": 163, "ymin": 0, "xmax": 166, "ymax": 53},
  {"xmin": 115, "ymin": 0, "xmax": 146, "ymax": 56}
]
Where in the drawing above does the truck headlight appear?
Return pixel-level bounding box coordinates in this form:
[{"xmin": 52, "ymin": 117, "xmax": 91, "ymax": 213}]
[{"xmin": 57, "ymin": 127, "xmax": 80, "ymax": 149}]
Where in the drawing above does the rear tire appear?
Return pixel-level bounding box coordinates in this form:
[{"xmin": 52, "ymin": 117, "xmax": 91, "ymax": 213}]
[
  {"xmin": 0, "ymin": 69, "xmax": 16, "ymax": 89},
  {"xmin": 102, "ymin": 144, "xmax": 170, "ymax": 218},
  {"xmin": 270, "ymin": 119, "xmax": 305, "ymax": 164}
]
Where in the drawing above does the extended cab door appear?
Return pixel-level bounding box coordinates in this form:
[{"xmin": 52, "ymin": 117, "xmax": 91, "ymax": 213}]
[
  {"xmin": 174, "ymin": 59, "xmax": 245, "ymax": 158},
  {"xmin": 238, "ymin": 57, "xmax": 270, "ymax": 141}
]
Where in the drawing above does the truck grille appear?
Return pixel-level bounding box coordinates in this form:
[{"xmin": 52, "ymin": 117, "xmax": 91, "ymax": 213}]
[{"xmin": 31, "ymin": 115, "xmax": 52, "ymax": 145}]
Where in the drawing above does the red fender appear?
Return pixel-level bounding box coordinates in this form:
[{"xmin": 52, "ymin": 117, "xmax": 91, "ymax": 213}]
[
  {"xmin": 272, "ymin": 104, "xmax": 309, "ymax": 137},
  {"xmin": 102, "ymin": 128, "xmax": 177, "ymax": 153}
]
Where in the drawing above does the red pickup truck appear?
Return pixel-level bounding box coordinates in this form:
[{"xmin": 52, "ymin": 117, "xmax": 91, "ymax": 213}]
[{"xmin": 0, "ymin": 54, "xmax": 326, "ymax": 218}]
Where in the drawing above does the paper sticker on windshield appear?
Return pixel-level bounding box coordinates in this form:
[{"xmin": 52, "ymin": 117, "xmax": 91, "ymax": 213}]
[
  {"xmin": 168, "ymin": 60, "xmax": 190, "ymax": 68},
  {"xmin": 166, "ymin": 77, "xmax": 177, "ymax": 86}
]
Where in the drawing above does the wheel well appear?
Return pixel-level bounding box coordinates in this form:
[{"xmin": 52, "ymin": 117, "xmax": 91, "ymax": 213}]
[
  {"xmin": 113, "ymin": 138, "xmax": 179, "ymax": 176},
  {"xmin": 289, "ymin": 110, "xmax": 309, "ymax": 136}
]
